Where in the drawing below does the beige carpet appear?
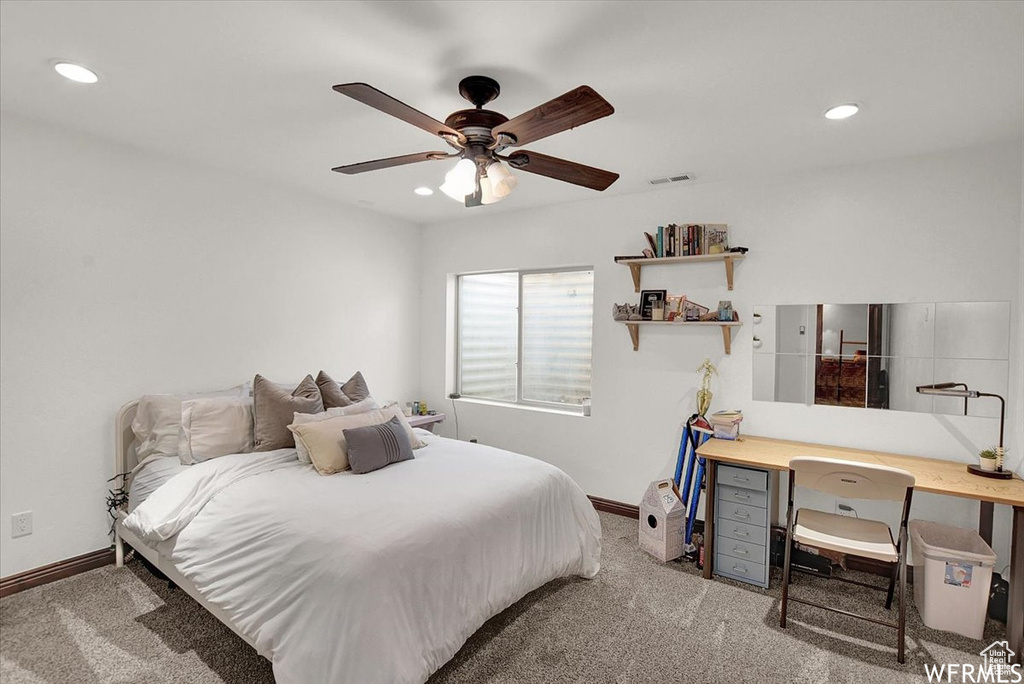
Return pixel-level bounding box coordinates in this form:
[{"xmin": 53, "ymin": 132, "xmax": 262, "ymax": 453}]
[{"xmin": 0, "ymin": 512, "xmax": 1006, "ymax": 683}]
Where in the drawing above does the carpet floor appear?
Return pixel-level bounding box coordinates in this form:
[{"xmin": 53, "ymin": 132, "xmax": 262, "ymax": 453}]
[{"xmin": 0, "ymin": 512, "xmax": 1007, "ymax": 683}]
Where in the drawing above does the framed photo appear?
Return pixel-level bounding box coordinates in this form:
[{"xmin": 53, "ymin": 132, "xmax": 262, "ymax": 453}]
[
  {"xmin": 639, "ymin": 289, "xmax": 667, "ymax": 320},
  {"xmin": 684, "ymin": 299, "xmax": 710, "ymax": 321}
]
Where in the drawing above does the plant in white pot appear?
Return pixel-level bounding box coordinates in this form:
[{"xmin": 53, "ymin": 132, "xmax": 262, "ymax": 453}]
[{"xmin": 977, "ymin": 447, "xmax": 1003, "ymax": 472}]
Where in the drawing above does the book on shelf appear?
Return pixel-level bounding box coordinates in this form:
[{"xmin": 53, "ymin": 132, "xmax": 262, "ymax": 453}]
[
  {"xmin": 706, "ymin": 224, "xmax": 730, "ymax": 254},
  {"xmin": 636, "ymin": 223, "xmax": 730, "ymax": 259}
]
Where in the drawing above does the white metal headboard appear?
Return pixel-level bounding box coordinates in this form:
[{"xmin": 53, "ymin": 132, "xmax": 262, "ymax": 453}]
[{"xmin": 115, "ymin": 399, "xmax": 140, "ymax": 481}]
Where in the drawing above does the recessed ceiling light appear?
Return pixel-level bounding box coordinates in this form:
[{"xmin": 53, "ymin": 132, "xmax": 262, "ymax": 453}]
[
  {"xmin": 54, "ymin": 62, "xmax": 99, "ymax": 84},
  {"xmin": 414, "ymin": 187, "xmax": 433, "ymax": 196},
  {"xmin": 824, "ymin": 103, "xmax": 859, "ymax": 120}
]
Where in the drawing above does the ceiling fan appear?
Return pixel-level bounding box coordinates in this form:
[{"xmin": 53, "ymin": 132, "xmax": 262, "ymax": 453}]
[{"xmin": 332, "ymin": 75, "xmax": 619, "ymax": 207}]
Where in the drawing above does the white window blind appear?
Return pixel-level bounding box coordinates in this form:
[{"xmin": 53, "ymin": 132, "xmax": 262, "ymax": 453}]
[{"xmin": 457, "ymin": 268, "xmax": 594, "ymax": 408}]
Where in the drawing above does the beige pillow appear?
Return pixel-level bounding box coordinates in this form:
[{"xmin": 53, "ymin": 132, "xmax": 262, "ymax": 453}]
[
  {"xmin": 289, "ymin": 405, "xmax": 423, "ymax": 475},
  {"xmin": 178, "ymin": 396, "xmax": 254, "ymax": 464},
  {"xmin": 252, "ymin": 374, "xmax": 324, "ymax": 451},
  {"xmin": 316, "ymin": 370, "xmax": 371, "ymax": 408},
  {"xmin": 132, "ymin": 383, "xmax": 250, "ymax": 460},
  {"xmin": 290, "ymin": 397, "xmax": 380, "ymax": 464}
]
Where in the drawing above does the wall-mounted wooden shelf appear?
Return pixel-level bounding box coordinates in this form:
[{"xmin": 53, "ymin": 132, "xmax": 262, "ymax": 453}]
[
  {"xmin": 617, "ymin": 253, "xmax": 745, "ymax": 292},
  {"xmin": 620, "ymin": 320, "xmax": 743, "ymax": 354}
]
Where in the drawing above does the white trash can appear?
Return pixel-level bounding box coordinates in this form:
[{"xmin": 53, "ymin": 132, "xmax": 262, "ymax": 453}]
[{"xmin": 909, "ymin": 519, "xmax": 997, "ymax": 639}]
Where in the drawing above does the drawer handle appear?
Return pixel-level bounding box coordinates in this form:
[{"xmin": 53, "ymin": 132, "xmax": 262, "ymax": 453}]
[
  {"xmin": 732, "ymin": 547, "xmax": 748, "ymax": 555},
  {"xmin": 733, "ymin": 529, "xmax": 749, "ymax": 537},
  {"xmin": 732, "ymin": 476, "xmax": 749, "ymax": 482},
  {"xmin": 734, "ymin": 510, "xmax": 750, "ymax": 519},
  {"xmin": 732, "ymin": 565, "xmax": 748, "ymax": 574},
  {"xmin": 732, "ymin": 492, "xmax": 750, "ymax": 500}
]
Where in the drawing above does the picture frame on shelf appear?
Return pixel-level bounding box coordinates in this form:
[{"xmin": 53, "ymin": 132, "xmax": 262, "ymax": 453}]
[
  {"xmin": 639, "ymin": 289, "xmax": 667, "ymax": 320},
  {"xmin": 683, "ymin": 299, "xmax": 710, "ymax": 322}
]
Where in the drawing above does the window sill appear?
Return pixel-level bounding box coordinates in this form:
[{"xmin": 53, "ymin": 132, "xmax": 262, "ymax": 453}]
[{"xmin": 452, "ymin": 397, "xmax": 587, "ymax": 418}]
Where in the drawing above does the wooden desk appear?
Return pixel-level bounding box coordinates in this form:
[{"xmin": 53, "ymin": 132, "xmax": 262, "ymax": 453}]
[{"xmin": 697, "ymin": 435, "xmax": 1024, "ymax": 662}]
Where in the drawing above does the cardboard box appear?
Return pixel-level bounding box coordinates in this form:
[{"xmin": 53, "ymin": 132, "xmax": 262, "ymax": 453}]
[{"xmin": 639, "ymin": 479, "xmax": 686, "ymax": 562}]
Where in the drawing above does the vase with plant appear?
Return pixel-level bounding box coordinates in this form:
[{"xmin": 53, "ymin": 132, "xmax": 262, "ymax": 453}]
[{"xmin": 978, "ymin": 447, "xmax": 1001, "ymax": 472}]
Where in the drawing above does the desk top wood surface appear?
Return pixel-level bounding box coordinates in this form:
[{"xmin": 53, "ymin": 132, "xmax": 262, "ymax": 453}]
[{"xmin": 696, "ymin": 435, "xmax": 1024, "ymax": 507}]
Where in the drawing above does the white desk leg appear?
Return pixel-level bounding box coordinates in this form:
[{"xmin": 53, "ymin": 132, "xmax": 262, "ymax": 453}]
[{"xmin": 1008, "ymin": 505, "xmax": 1023, "ymax": 664}]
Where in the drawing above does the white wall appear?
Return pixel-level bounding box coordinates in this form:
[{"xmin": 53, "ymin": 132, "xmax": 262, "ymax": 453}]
[
  {"xmin": 0, "ymin": 115, "xmax": 422, "ymax": 577},
  {"xmin": 418, "ymin": 142, "xmax": 1023, "ymax": 568}
]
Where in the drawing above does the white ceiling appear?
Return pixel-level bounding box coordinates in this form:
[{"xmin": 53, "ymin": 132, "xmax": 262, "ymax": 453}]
[{"xmin": 2, "ymin": 1, "xmax": 1022, "ymax": 226}]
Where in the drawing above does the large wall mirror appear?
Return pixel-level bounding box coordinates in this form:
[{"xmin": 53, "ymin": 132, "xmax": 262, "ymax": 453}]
[{"xmin": 752, "ymin": 302, "xmax": 1010, "ymax": 418}]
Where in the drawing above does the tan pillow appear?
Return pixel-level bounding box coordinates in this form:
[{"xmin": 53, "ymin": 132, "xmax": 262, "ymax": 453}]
[
  {"xmin": 289, "ymin": 405, "xmax": 423, "ymax": 475},
  {"xmin": 316, "ymin": 370, "xmax": 371, "ymax": 408},
  {"xmin": 290, "ymin": 397, "xmax": 380, "ymax": 464},
  {"xmin": 252, "ymin": 374, "xmax": 324, "ymax": 451}
]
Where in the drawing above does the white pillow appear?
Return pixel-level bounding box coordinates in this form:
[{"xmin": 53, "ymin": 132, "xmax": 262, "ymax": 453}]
[
  {"xmin": 290, "ymin": 397, "xmax": 380, "ymax": 464},
  {"xmin": 178, "ymin": 396, "xmax": 255, "ymax": 464},
  {"xmin": 132, "ymin": 383, "xmax": 250, "ymax": 460}
]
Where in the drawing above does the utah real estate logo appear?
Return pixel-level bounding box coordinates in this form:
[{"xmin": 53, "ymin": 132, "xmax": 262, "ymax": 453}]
[{"xmin": 925, "ymin": 641, "xmax": 1021, "ymax": 683}]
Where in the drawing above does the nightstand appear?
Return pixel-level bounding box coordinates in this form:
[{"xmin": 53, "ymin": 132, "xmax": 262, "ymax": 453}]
[{"xmin": 407, "ymin": 413, "xmax": 446, "ymax": 433}]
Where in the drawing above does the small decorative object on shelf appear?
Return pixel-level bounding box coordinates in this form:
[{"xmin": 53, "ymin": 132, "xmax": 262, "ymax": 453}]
[
  {"xmin": 717, "ymin": 300, "xmax": 734, "ymax": 322},
  {"xmin": 685, "ymin": 299, "xmax": 710, "ymax": 321},
  {"xmin": 696, "ymin": 358, "xmax": 717, "ymax": 417},
  {"xmin": 612, "ymin": 303, "xmax": 642, "ymax": 321}
]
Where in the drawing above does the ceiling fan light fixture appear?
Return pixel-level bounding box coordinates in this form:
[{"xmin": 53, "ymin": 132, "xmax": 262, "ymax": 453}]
[
  {"xmin": 486, "ymin": 161, "xmax": 518, "ymax": 199},
  {"xmin": 480, "ymin": 174, "xmax": 503, "ymax": 205},
  {"xmin": 444, "ymin": 158, "xmax": 477, "ymax": 198},
  {"xmin": 439, "ymin": 180, "xmax": 467, "ymax": 202}
]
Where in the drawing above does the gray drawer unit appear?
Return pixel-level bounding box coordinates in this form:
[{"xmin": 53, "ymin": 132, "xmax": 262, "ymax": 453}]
[{"xmin": 713, "ymin": 462, "xmax": 779, "ymax": 589}]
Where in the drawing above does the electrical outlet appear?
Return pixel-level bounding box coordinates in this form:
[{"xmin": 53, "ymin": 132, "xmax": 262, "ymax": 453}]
[{"xmin": 12, "ymin": 511, "xmax": 32, "ymax": 538}]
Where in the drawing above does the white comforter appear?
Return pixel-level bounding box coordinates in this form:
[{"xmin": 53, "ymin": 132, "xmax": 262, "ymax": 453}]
[{"xmin": 123, "ymin": 432, "xmax": 601, "ymax": 684}]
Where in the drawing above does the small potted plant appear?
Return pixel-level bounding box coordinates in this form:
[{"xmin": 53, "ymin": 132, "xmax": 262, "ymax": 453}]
[{"xmin": 978, "ymin": 447, "xmax": 1000, "ymax": 472}]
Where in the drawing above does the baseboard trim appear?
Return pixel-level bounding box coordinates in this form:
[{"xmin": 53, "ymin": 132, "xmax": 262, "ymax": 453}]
[
  {"xmin": 588, "ymin": 495, "xmax": 639, "ymax": 519},
  {"xmin": 0, "ymin": 548, "xmax": 114, "ymax": 599}
]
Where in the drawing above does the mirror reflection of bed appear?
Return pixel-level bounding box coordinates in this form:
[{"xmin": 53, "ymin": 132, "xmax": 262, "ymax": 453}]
[{"xmin": 753, "ymin": 301, "xmax": 1011, "ymax": 418}]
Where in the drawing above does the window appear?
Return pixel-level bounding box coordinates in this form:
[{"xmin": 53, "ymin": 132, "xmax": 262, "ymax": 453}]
[{"xmin": 457, "ymin": 268, "xmax": 594, "ymax": 409}]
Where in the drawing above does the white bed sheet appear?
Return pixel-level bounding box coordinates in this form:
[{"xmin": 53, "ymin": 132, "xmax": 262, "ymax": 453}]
[
  {"xmin": 123, "ymin": 431, "xmax": 601, "ymax": 684},
  {"xmin": 127, "ymin": 456, "xmax": 190, "ymax": 512}
]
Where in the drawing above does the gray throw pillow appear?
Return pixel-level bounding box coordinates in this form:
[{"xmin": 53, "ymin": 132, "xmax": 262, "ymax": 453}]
[
  {"xmin": 253, "ymin": 374, "xmax": 324, "ymax": 451},
  {"xmin": 343, "ymin": 416, "xmax": 414, "ymax": 474},
  {"xmin": 316, "ymin": 370, "xmax": 371, "ymax": 408}
]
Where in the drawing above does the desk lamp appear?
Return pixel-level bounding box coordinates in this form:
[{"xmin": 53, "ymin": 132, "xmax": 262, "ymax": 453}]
[{"xmin": 916, "ymin": 382, "xmax": 1011, "ymax": 480}]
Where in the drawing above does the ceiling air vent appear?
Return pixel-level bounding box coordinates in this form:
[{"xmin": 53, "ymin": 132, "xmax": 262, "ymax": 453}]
[{"xmin": 648, "ymin": 174, "xmax": 693, "ymax": 185}]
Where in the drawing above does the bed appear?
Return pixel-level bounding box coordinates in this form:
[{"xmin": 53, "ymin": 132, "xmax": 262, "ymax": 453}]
[{"xmin": 113, "ymin": 399, "xmax": 602, "ymax": 684}]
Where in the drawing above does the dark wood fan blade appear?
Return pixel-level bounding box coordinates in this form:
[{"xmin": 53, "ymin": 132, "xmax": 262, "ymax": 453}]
[
  {"xmin": 493, "ymin": 86, "xmax": 614, "ymax": 146},
  {"xmin": 505, "ymin": 151, "xmax": 619, "ymax": 191},
  {"xmin": 333, "ymin": 83, "xmax": 465, "ymax": 143},
  {"xmin": 332, "ymin": 151, "xmax": 452, "ymax": 175}
]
